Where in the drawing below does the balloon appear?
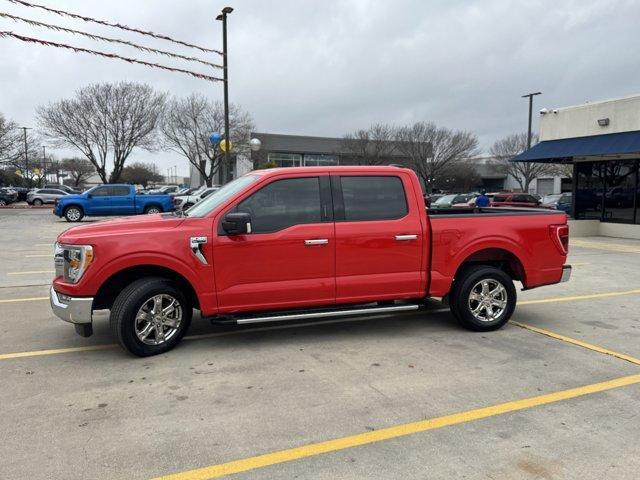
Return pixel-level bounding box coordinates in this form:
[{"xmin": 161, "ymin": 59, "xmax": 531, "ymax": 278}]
[
  {"xmin": 220, "ymin": 139, "xmax": 232, "ymax": 152},
  {"xmin": 209, "ymin": 132, "xmax": 222, "ymax": 145},
  {"xmin": 249, "ymin": 138, "xmax": 262, "ymax": 152}
]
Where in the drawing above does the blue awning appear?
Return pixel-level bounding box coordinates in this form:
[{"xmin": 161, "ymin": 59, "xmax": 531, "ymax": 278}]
[{"xmin": 512, "ymin": 130, "xmax": 640, "ymax": 162}]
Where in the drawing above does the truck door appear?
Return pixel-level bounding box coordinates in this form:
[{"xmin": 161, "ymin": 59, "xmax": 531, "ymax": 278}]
[
  {"xmin": 109, "ymin": 186, "xmax": 136, "ymax": 215},
  {"xmin": 214, "ymin": 175, "xmax": 335, "ymax": 312},
  {"xmin": 332, "ymin": 173, "xmax": 425, "ymax": 303},
  {"xmin": 88, "ymin": 186, "xmax": 112, "ymax": 215}
]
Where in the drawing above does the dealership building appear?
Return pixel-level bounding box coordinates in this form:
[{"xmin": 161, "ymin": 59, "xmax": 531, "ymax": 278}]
[{"xmin": 514, "ymin": 94, "xmax": 640, "ymax": 238}]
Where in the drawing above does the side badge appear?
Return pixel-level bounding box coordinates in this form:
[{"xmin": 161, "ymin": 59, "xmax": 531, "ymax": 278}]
[{"xmin": 190, "ymin": 236, "xmax": 208, "ymax": 265}]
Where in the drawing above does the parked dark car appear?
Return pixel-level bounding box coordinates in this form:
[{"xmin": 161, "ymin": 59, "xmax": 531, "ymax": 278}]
[
  {"xmin": 542, "ymin": 193, "xmax": 572, "ymax": 213},
  {"xmin": 0, "ymin": 187, "xmax": 19, "ymax": 203},
  {"xmin": 0, "ymin": 190, "xmax": 16, "ymax": 206}
]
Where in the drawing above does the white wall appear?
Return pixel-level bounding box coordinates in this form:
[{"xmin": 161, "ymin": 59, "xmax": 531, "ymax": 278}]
[{"xmin": 540, "ymin": 94, "xmax": 640, "ymax": 141}]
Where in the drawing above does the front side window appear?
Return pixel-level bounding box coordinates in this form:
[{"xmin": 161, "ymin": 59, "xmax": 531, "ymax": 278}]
[
  {"xmin": 90, "ymin": 186, "xmax": 110, "ymax": 197},
  {"xmin": 236, "ymin": 177, "xmax": 322, "ymax": 233},
  {"xmin": 341, "ymin": 176, "xmax": 407, "ymax": 221}
]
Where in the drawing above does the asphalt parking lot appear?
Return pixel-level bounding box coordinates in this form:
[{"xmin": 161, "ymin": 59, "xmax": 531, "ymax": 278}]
[{"xmin": 1, "ymin": 209, "xmax": 639, "ymax": 480}]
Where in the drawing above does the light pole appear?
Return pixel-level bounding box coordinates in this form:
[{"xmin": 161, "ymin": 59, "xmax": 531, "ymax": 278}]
[
  {"xmin": 216, "ymin": 6, "xmax": 233, "ymax": 183},
  {"xmin": 522, "ymin": 92, "xmax": 542, "ymax": 149},
  {"xmin": 20, "ymin": 127, "xmax": 31, "ymax": 186}
]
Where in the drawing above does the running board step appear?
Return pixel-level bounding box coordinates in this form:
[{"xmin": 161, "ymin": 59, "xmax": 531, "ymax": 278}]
[{"xmin": 234, "ymin": 304, "xmax": 421, "ymax": 325}]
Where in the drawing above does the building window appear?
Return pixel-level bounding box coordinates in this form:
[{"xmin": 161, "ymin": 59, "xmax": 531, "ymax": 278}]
[
  {"xmin": 575, "ymin": 160, "xmax": 640, "ymax": 224},
  {"xmin": 602, "ymin": 160, "xmax": 637, "ymax": 224},
  {"xmin": 303, "ymin": 154, "xmax": 338, "ymax": 166},
  {"xmin": 268, "ymin": 153, "xmax": 302, "ymax": 167}
]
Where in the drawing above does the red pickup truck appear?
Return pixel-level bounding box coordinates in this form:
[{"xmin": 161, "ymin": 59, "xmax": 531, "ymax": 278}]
[{"xmin": 50, "ymin": 166, "xmax": 571, "ymax": 356}]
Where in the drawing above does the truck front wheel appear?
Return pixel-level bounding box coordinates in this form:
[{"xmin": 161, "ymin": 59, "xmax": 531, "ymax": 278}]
[
  {"xmin": 110, "ymin": 277, "xmax": 192, "ymax": 356},
  {"xmin": 64, "ymin": 206, "xmax": 84, "ymax": 222},
  {"xmin": 450, "ymin": 265, "xmax": 516, "ymax": 331}
]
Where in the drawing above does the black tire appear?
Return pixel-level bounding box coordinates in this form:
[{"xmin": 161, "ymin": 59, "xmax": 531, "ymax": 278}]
[
  {"xmin": 144, "ymin": 205, "xmax": 162, "ymax": 214},
  {"xmin": 110, "ymin": 277, "xmax": 192, "ymax": 357},
  {"xmin": 32, "ymin": 198, "xmax": 43, "ymax": 206},
  {"xmin": 0, "ymin": 199, "xmax": 6, "ymax": 207},
  {"xmin": 449, "ymin": 265, "xmax": 516, "ymax": 331},
  {"xmin": 64, "ymin": 205, "xmax": 84, "ymax": 222}
]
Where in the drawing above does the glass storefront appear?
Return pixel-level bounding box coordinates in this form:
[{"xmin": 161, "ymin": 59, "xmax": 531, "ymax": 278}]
[
  {"xmin": 267, "ymin": 152, "xmax": 338, "ymax": 167},
  {"xmin": 575, "ymin": 160, "xmax": 639, "ymax": 224}
]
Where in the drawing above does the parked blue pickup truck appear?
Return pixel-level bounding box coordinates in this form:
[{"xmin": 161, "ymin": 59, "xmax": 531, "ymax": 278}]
[{"xmin": 53, "ymin": 184, "xmax": 174, "ymax": 222}]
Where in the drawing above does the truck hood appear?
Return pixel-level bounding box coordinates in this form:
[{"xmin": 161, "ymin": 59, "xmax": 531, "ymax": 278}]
[
  {"xmin": 60, "ymin": 193, "xmax": 85, "ymax": 201},
  {"xmin": 58, "ymin": 213, "xmax": 185, "ymax": 244}
]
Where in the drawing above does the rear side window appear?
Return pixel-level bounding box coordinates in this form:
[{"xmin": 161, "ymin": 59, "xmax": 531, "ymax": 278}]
[
  {"xmin": 493, "ymin": 195, "xmax": 508, "ymax": 202},
  {"xmin": 340, "ymin": 176, "xmax": 407, "ymax": 221},
  {"xmin": 110, "ymin": 186, "xmax": 130, "ymax": 196},
  {"xmin": 237, "ymin": 177, "xmax": 321, "ymax": 233}
]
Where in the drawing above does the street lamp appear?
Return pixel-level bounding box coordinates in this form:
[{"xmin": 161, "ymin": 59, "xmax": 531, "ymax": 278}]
[
  {"xmin": 522, "ymin": 92, "xmax": 542, "ymax": 149},
  {"xmin": 216, "ymin": 6, "xmax": 233, "ymax": 183},
  {"xmin": 249, "ymin": 138, "xmax": 261, "ymax": 152}
]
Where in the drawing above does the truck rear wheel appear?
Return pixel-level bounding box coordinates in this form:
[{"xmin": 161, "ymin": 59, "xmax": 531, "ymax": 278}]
[
  {"xmin": 110, "ymin": 277, "xmax": 192, "ymax": 356},
  {"xmin": 450, "ymin": 265, "xmax": 516, "ymax": 331},
  {"xmin": 144, "ymin": 205, "xmax": 161, "ymax": 214},
  {"xmin": 64, "ymin": 206, "xmax": 84, "ymax": 222}
]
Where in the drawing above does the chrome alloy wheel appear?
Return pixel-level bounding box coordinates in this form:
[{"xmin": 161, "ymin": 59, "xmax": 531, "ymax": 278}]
[
  {"xmin": 66, "ymin": 208, "xmax": 81, "ymax": 221},
  {"xmin": 135, "ymin": 294, "xmax": 183, "ymax": 345},
  {"xmin": 467, "ymin": 279, "xmax": 508, "ymax": 322},
  {"xmin": 146, "ymin": 207, "xmax": 160, "ymax": 214}
]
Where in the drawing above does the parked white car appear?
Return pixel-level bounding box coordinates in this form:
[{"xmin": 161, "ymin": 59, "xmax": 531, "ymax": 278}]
[{"xmin": 173, "ymin": 186, "xmax": 219, "ymax": 210}]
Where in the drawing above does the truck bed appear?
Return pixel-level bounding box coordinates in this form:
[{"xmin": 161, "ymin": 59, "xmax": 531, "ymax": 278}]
[{"xmin": 428, "ymin": 206, "xmax": 564, "ymax": 217}]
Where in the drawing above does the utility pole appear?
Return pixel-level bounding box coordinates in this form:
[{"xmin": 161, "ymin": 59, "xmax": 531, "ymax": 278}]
[
  {"xmin": 20, "ymin": 126, "xmax": 31, "ymax": 186},
  {"xmin": 521, "ymin": 92, "xmax": 542, "ymax": 149},
  {"xmin": 217, "ymin": 7, "xmax": 233, "ymax": 183}
]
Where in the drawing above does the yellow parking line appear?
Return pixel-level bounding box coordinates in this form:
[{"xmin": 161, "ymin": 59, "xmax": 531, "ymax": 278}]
[
  {"xmin": 0, "ymin": 344, "xmax": 118, "ymax": 361},
  {"xmin": 510, "ymin": 321, "xmax": 640, "ymax": 366},
  {"xmin": 0, "ymin": 296, "xmax": 49, "ymax": 304},
  {"xmin": 7, "ymin": 270, "xmax": 55, "ymax": 275},
  {"xmin": 571, "ymin": 240, "xmax": 640, "ymax": 253},
  {"xmin": 519, "ymin": 289, "xmax": 640, "ymax": 305},
  {"xmin": 152, "ymin": 373, "xmax": 640, "ymax": 480}
]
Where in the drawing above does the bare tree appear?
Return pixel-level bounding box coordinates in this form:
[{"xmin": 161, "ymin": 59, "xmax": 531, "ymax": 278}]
[
  {"xmin": 37, "ymin": 82, "xmax": 166, "ymax": 183},
  {"xmin": 0, "ymin": 113, "xmax": 20, "ymax": 164},
  {"xmin": 161, "ymin": 93, "xmax": 254, "ymax": 187},
  {"xmin": 396, "ymin": 121, "xmax": 479, "ymax": 193},
  {"xmin": 61, "ymin": 158, "xmax": 95, "ymax": 187},
  {"xmin": 490, "ymin": 132, "xmax": 561, "ymax": 192},
  {"xmin": 120, "ymin": 161, "xmax": 164, "ymax": 187},
  {"xmin": 340, "ymin": 124, "xmax": 397, "ymax": 165}
]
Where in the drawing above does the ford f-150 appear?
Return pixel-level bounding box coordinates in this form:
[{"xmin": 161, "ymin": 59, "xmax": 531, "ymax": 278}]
[
  {"xmin": 50, "ymin": 166, "xmax": 571, "ymax": 356},
  {"xmin": 53, "ymin": 184, "xmax": 174, "ymax": 222}
]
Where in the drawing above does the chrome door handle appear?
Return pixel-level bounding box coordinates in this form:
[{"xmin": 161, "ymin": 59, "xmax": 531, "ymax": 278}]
[
  {"xmin": 304, "ymin": 239, "xmax": 329, "ymax": 246},
  {"xmin": 395, "ymin": 234, "xmax": 418, "ymax": 241}
]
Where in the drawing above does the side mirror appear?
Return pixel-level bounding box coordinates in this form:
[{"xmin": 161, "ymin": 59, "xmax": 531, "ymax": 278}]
[
  {"xmin": 86, "ymin": 193, "xmax": 92, "ymax": 199},
  {"xmin": 222, "ymin": 212, "xmax": 252, "ymax": 235}
]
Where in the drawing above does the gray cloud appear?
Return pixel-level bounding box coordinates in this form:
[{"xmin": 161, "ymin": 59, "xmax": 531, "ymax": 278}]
[{"xmin": 1, "ymin": 0, "xmax": 638, "ymax": 176}]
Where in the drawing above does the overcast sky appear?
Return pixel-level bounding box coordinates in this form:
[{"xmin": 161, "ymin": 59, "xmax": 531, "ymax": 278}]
[{"xmin": 1, "ymin": 0, "xmax": 639, "ymax": 177}]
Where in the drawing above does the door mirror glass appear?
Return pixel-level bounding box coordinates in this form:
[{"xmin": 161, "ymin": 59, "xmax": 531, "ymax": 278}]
[{"xmin": 222, "ymin": 212, "xmax": 252, "ymax": 235}]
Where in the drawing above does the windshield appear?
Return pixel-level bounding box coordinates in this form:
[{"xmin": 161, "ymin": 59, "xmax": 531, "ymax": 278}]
[
  {"xmin": 434, "ymin": 194, "xmax": 457, "ymax": 205},
  {"xmin": 186, "ymin": 175, "xmax": 259, "ymax": 217},
  {"xmin": 542, "ymin": 194, "xmax": 561, "ymax": 204}
]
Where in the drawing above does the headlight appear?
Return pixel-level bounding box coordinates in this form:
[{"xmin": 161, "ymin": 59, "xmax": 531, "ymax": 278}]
[{"xmin": 54, "ymin": 243, "xmax": 94, "ymax": 284}]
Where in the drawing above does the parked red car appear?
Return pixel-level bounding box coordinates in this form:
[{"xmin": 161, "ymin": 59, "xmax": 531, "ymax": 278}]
[
  {"xmin": 490, "ymin": 192, "xmax": 548, "ymax": 208},
  {"xmin": 50, "ymin": 166, "xmax": 571, "ymax": 356}
]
